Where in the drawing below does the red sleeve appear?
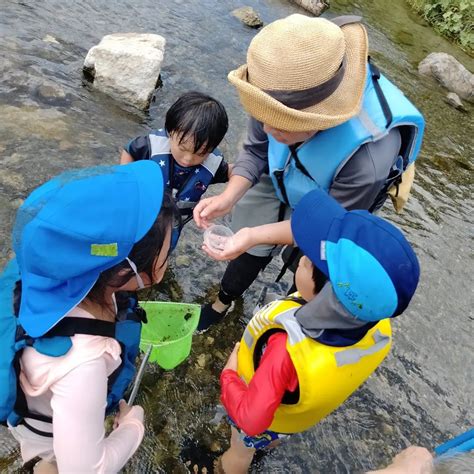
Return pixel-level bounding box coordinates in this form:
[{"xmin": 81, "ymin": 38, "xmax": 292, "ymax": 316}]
[{"xmin": 220, "ymin": 332, "xmax": 298, "ymax": 436}]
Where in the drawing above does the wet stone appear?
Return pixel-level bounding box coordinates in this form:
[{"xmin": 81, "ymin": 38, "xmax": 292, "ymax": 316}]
[
  {"xmin": 395, "ymin": 29, "xmax": 414, "ymax": 46},
  {"xmin": 0, "ymin": 105, "xmax": 71, "ymax": 141},
  {"xmin": 196, "ymin": 353, "xmax": 207, "ymax": 368},
  {"xmin": 175, "ymin": 254, "xmax": 191, "ymax": 267},
  {"xmin": 419, "ymin": 52, "xmax": 474, "ymax": 102},
  {"xmin": 43, "ymin": 34, "xmax": 59, "ymax": 44},
  {"xmin": 232, "ymin": 6, "xmax": 263, "ymax": 28},
  {"xmin": 83, "ymin": 33, "xmax": 166, "ymax": 110},
  {"xmin": 380, "ymin": 422, "xmax": 394, "ymax": 435},
  {"xmin": 210, "ymin": 441, "xmax": 221, "ymax": 452},
  {"xmin": 215, "ymin": 351, "xmax": 226, "ymax": 361},
  {"xmin": 445, "ymin": 92, "xmax": 466, "ymax": 111},
  {"xmin": 37, "ymin": 84, "xmax": 66, "ymax": 100},
  {"xmin": 0, "ymin": 170, "xmax": 26, "ymax": 193}
]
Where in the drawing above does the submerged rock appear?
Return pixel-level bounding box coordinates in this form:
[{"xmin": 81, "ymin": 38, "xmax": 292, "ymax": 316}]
[
  {"xmin": 418, "ymin": 52, "xmax": 473, "ymax": 103},
  {"xmin": 395, "ymin": 29, "xmax": 414, "ymax": 46},
  {"xmin": 83, "ymin": 33, "xmax": 166, "ymax": 110},
  {"xmin": 0, "ymin": 105, "xmax": 71, "ymax": 141},
  {"xmin": 175, "ymin": 254, "xmax": 191, "ymax": 267},
  {"xmin": 445, "ymin": 92, "xmax": 466, "ymax": 111},
  {"xmin": 232, "ymin": 6, "xmax": 263, "ymax": 28},
  {"xmin": 35, "ymin": 82, "xmax": 67, "ymax": 106},
  {"xmin": 291, "ymin": 0, "xmax": 328, "ymax": 16},
  {"xmin": 42, "ymin": 34, "xmax": 59, "ymax": 44},
  {"xmin": 0, "ymin": 169, "xmax": 25, "ymax": 193}
]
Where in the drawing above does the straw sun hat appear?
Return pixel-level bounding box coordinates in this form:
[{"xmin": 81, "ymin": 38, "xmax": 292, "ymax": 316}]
[{"xmin": 228, "ymin": 15, "xmax": 368, "ymax": 132}]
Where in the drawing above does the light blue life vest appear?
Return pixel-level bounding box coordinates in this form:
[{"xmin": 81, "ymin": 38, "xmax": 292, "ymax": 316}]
[
  {"xmin": 148, "ymin": 129, "xmax": 223, "ymax": 247},
  {"xmin": 268, "ymin": 63, "xmax": 425, "ymax": 210},
  {"xmin": 0, "ymin": 259, "xmax": 142, "ymax": 433}
]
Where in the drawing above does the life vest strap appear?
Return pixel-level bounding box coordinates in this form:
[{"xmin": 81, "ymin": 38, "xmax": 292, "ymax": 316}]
[
  {"xmin": 369, "ymin": 59, "xmax": 393, "ymax": 128},
  {"xmin": 43, "ymin": 317, "xmax": 116, "ymax": 338}
]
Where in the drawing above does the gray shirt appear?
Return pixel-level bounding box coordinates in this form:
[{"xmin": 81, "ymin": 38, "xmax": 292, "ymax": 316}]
[{"xmin": 232, "ymin": 117, "xmax": 401, "ymax": 211}]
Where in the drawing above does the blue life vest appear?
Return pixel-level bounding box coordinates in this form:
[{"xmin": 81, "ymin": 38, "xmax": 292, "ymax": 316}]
[
  {"xmin": 0, "ymin": 259, "xmax": 142, "ymax": 432},
  {"xmin": 268, "ymin": 63, "xmax": 425, "ymax": 210},
  {"xmin": 148, "ymin": 129, "xmax": 224, "ymax": 248}
]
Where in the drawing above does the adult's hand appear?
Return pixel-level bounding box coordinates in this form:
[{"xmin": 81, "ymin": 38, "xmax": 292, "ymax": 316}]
[
  {"xmin": 193, "ymin": 175, "xmax": 253, "ymax": 229},
  {"xmin": 193, "ymin": 193, "xmax": 234, "ymax": 229},
  {"xmin": 202, "ymin": 227, "xmax": 253, "ymax": 261},
  {"xmin": 202, "ymin": 220, "xmax": 294, "ymax": 261},
  {"xmin": 367, "ymin": 446, "xmax": 433, "ymax": 474},
  {"xmin": 113, "ymin": 399, "xmax": 144, "ymax": 429}
]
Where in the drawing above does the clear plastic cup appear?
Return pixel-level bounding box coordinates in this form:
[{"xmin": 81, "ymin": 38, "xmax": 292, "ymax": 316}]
[{"xmin": 203, "ymin": 224, "xmax": 234, "ymax": 252}]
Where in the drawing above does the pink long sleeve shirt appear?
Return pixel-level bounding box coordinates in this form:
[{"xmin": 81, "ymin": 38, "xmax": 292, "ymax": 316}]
[{"xmin": 9, "ymin": 307, "xmax": 144, "ymax": 473}]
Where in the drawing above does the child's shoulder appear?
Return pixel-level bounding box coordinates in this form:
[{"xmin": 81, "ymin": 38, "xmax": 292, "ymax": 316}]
[
  {"xmin": 209, "ymin": 146, "xmax": 224, "ymax": 158},
  {"xmin": 148, "ymin": 128, "xmax": 168, "ymax": 138}
]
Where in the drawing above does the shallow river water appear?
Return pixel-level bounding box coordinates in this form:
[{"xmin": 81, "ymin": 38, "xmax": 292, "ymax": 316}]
[{"xmin": 0, "ymin": 0, "xmax": 473, "ymax": 472}]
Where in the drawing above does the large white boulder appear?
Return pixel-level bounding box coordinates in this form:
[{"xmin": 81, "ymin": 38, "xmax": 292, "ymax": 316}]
[
  {"xmin": 84, "ymin": 33, "xmax": 166, "ymax": 110},
  {"xmin": 418, "ymin": 52, "xmax": 473, "ymax": 103}
]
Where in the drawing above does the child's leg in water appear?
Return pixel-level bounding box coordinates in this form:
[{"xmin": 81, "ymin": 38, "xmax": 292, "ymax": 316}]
[{"xmin": 219, "ymin": 427, "xmax": 255, "ymax": 474}]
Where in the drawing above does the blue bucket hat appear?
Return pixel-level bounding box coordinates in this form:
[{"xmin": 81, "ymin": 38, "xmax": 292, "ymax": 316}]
[
  {"xmin": 291, "ymin": 189, "xmax": 420, "ymax": 321},
  {"xmin": 13, "ymin": 161, "xmax": 164, "ymax": 337}
]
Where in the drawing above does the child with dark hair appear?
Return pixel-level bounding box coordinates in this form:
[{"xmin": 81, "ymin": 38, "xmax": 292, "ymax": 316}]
[
  {"xmin": 121, "ymin": 91, "xmax": 230, "ymax": 249},
  {"xmin": 2, "ymin": 162, "xmax": 177, "ymax": 473},
  {"xmin": 217, "ymin": 188, "xmax": 420, "ymax": 473}
]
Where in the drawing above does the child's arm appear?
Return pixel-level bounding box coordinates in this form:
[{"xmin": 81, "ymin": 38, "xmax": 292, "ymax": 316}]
[
  {"xmin": 51, "ymin": 358, "xmax": 144, "ymax": 472},
  {"xmin": 119, "ymin": 136, "xmax": 151, "ymax": 164},
  {"xmin": 220, "ymin": 332, "xmax": 298, "ymax": 437},
  {"xmin": 120, "ymin": 150, "xmax": 135, "ymax": 164}
]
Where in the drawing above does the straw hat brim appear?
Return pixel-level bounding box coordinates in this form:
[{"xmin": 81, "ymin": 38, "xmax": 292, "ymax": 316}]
[{"xmin": 228, "ymin": 22, "xmax": 368, "ymax": 132}]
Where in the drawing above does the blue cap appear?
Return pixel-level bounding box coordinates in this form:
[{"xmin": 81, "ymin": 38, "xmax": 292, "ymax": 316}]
[
  {"xmin": 13, "ymin": 161, "xmax": 164, "ymax": 337},
  {"xmin": 291, "ymin": 189, "xmax": 420, "ymax": 321}
]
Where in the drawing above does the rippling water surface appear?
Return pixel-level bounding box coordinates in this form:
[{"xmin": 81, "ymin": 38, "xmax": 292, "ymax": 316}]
[{"xmin": 0, "ymin": 0, "xmax": 472, "ymax": 472}]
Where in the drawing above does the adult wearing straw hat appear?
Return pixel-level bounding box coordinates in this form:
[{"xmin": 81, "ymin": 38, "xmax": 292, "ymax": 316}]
[{"xmin": 194, "ymin": 14, "xmax": 424, "ymax": 331}]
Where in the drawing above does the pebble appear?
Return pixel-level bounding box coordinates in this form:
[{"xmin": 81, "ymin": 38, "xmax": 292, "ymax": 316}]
[
  {"xmin": 43, "ymin": 34, "xmax": 60, "ymax": 44},
  {"xmin": 196, "ymin": 354, "xmax": 206, "ymax": 368}
]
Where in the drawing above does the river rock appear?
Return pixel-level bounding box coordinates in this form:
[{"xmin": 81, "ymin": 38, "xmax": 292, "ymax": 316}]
[
  {"xmin": 37, "ymin": 83, "xmax": 66, "ymax": 99},
  {"xmin": 175, "ymin": 254, "xmax": 191, "ymax": 267},
  {"xmin": 35, "ymin": 82, "xmax": 67, "ymax": 106},
  {"xmin": 43, "ymin": 34, "xmax": 59, "ymax": 44},
  {"xmin": 0, "ymin": 170, "xmax": 26, "ymax": 193},
  {"xmin": 291, "ymin": 0, "xmax": 328, "ymax": 16},
  {"xmin": 445, "ymin": 92, "xmax": 466, "ymax": 111},
  {"xmin": 0, "ymin": 105, "xmax": 71, "ymax": 141},
  {"xmin": 232, "ymin": 6, "xmax": 263, "ymax": 28},
  {"xmin": 83, "ymin": 33, "xmax": 166, "ymax": 110},
  {"xmin": 418, "ymin": 52, "xmax": 473, "ymax": 103}
]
